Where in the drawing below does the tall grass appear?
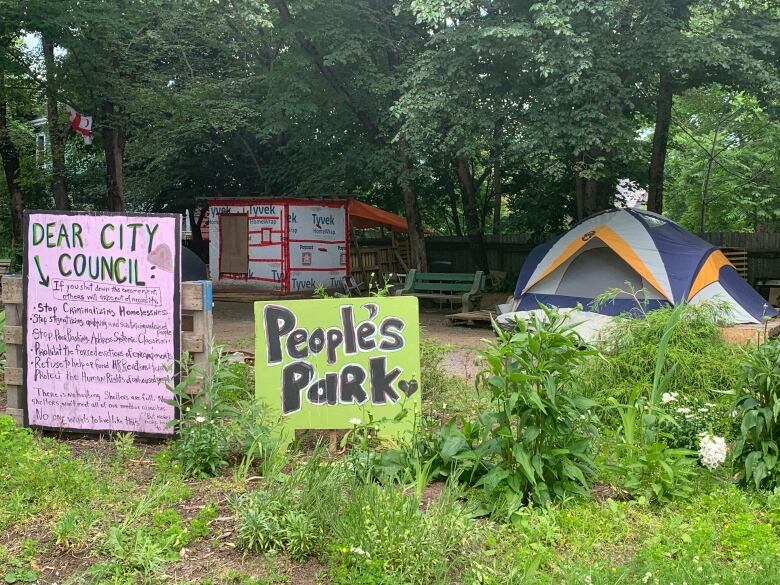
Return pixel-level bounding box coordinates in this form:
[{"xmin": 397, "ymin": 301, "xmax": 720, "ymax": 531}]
[{"xmin": 580, "ymin": 303, "xmax": 742, "ymax": 405}]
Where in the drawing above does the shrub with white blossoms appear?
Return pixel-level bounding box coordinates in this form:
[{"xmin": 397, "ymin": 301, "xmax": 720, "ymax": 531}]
[
  {"xmin": 698, "ymin": 433, "xmax": 728, "ymax": 470},
  {"xmin": 661, "ymin": 392, "xmax": 678, "ymax": 404}
]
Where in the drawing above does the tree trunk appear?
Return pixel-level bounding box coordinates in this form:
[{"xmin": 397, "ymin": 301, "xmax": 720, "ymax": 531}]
[
  {"xmin": 575, "ymin": 176, "xmax": 608, "ymax": 220},
  {"xmin": 102, "ymin": 100, "xmax": 125, "ymax": 211},
  {"xmin": 699, "ymin": 123, "xmax": 721, "ymax": 233},
  {"xmin": 575, "ymin": 172, "xmax": 586, "ymax": 220},
  {"xmin": 491, "ymin": 119, "xmax": 503, "ymax": 234},
  {"xmin": 42, "ymin": 36, "xmax": 69, "ymax": 210},
  {"xmin": 399, "ymin": 139, "xmax": 427, "ymax": 271},
  {"xmin": 0, "ymin": 73, "xmax": 23, "ymax": 246},
  {"xmin": 492, "ymin": 158, "xmax": 502, "ymax": 235},
  {"xmin": 596, "ymin": 177, "xmax": 614, "ymax": 212},
  {"xmin": 448, "ymin": 182, "xmax": 462, "ymax": 237},
  {"xmin": 188, "ymin": 208, "xmax": 204, "ymax": 244},
  {"xmin": 648, "ymin": 69, "xmax": 673, "ymax": 214},
  {"xmin": 454, "ymin": 153, "xmax": 489, "ymax": 272}
]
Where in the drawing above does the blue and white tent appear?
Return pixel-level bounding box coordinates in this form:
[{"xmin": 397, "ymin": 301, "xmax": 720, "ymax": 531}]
[{"xmin": 511, "ymin": 209, "xmax": 776, "ymax": 324}]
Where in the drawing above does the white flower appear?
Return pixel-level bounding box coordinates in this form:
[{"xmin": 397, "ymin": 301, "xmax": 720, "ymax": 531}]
[
  {"xmin": 661, "ymin": 392, "xmax": 678, "ymax": 404},
  {"xmin": 349, "ymin": 417, "xmax": 362, "ymax": 426},
  {"xmin": 195, "ymin": 415, "xmax": 206, "ymax": 424},
  {"xmin": 698, "ymin": 434, "xmax": 728, "ymax": 470},
  {"xmin": 698, "ymin": 408, "xmax": 709, "ymax": 413},
  {"xmin": 643, "ymin": 572, "xmax": 653, "ymax": 584},
  {"xmin": 584, "ymin": 576, "xmax": 593, "ymax": 585},
  {"xmin": 350, "ymin": 546, "xmax": 370, "ymax": 557},
  {"xmin": 676, "ymin": 407, "xmax": 691, "ymax": 414}
]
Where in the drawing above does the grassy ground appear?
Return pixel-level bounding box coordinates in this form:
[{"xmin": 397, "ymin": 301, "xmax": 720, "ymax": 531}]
[
  {"xmin": 3, "ymin": 410, "xmax": 780, "ymax": 584},
  {"xmin": 2, "ymin": 318, "xmax": 780, "ymax": 584}
]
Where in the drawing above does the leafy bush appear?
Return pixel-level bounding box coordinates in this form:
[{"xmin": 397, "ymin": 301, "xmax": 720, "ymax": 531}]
[
  {"xmin": 732, "ymin": 338, "xmax": 780, "ymax": 489},
  {"xmin": 386, "ymin": 307, "xmax": 599, "ymax": 510},
  {"xmin": 472, "ymin": 307, "xmax": 599, "ymax": 505},
  {"xmin": 175, "ymin": 409, "xmax": 229, "ymax": 478},
  {"xmin": 581, "ymin": 303, "xmax": 742, "ymax": 407},
  {"xmin": 659, "ymin": 394, "xmax": 734, "ymax": 450}
]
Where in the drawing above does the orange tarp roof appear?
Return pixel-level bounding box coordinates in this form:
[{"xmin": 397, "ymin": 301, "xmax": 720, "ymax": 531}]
[{"xmin": 348, "ymin": 199, "xmax": 408, "ymax": 232}]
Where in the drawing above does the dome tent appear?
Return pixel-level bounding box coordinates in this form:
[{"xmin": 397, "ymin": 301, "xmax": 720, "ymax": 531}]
[{"xmin": 511, "ymin": 209, "xmax": 777, "ymax": 324}]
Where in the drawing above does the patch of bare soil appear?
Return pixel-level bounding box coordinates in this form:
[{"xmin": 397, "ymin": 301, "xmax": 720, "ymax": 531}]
[
  {"xmin": 591, "ymin": 483, "xmax": 628, "ymax": 503},
  {"xmin": 420, "ymin": 482, "xmax": 445, "ymax": 511},
  {"xmin": 213, "ymin": 301, "xmax": 256, "ymax": 352},
  {"xmin": 214, "ymin": 299, "xmax": 491, "ymax": 383}
]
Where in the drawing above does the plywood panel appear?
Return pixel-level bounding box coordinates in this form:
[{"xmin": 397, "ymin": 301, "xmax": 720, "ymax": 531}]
[{"xmin": 220, "ymin": 214, "xmax": 249, "ymax": 275}]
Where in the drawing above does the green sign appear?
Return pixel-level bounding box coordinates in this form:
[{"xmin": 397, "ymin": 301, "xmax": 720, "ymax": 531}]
[{"xmin": 254, "ymin": 297, "xmax": 421, "ymax": 439}]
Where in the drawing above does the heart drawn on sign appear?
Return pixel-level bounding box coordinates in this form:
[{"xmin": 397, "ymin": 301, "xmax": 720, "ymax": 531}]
[
  {"xmin": 148, "ymin": 243, "xmax": 173, "ymax": 273},
  {"xmin": 398, "ymin": 378, "xmax": 418, "ymax": 397}
]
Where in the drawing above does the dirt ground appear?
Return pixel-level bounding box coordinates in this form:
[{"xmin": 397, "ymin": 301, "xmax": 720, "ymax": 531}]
[{"xmin": 213, "ymin": 293, "xmax": 506, "ymax": 384}]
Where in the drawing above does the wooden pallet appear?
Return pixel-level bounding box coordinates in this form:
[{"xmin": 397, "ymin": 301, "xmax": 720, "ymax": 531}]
[
  {"xmin": 720, "ymin": 247, "xmax": 748, "ymax": 279},
  {"xmin": 446, "ymin": 309, "xmax": 495, "ymax": 326}
]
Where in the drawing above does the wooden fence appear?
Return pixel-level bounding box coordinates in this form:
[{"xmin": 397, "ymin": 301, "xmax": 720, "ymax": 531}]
[
  {"xmin": 2, "ymin": 275, "xmax": 213, "ymax": 427},
  {"xmin": 350, "ymin": 239, "xmax": 411, "ymax": 287},
  {"xmin": 426, "ymin": 232, "xmax": 780, "ymax": 284}
]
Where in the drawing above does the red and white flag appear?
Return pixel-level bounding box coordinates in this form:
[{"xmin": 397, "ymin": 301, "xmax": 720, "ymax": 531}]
[{"xmin": 65, "ymin": 104, "xmax": 93, "ymax": 144}]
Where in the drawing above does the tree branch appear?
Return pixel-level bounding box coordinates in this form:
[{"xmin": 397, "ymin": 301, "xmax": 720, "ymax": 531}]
[{"xmin": 273, "ymin": 0, "xmax": 382, "ymax": 145}]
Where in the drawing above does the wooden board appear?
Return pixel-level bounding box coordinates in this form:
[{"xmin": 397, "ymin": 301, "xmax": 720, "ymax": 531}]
[
  {"xmin": 720, "ymin": 316, "xmax": 780, "ymax": 345},
  {"xmin": 212, "ymin": 290, "xmax": 307, "ymax": 303},
  {"xmin": 446, "ymin": 309, "xmax": 495, "ymax": 326},
  {"xmin": 769, "ymin": 287, "xmax": 780, "ymax": 307},
  {"xmin": 720, "ymin": 247, "xmax": 748, "ymax": 279}
]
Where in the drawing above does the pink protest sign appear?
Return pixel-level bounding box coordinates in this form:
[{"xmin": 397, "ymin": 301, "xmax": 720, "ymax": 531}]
[{"xmin": 24, "ymin": 211, "xmax": 181, "ymax": 436}]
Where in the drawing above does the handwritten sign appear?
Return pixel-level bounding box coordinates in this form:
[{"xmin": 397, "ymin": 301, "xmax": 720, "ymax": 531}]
[
  {"xmin": 24, "ymin": 211, "xmax": 180, "ymax": 436},
  {"xmin": 255, "ymin": 297, "xmax": 420, "ymax": 438}
]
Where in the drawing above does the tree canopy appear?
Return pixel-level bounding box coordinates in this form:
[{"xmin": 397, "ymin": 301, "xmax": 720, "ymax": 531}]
[{"xmin": 0, "ymin": 0, "xmax": 779, "ymax": 267}]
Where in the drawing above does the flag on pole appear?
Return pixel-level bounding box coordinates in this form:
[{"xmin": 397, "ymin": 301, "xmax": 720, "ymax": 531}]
[{"xmin": 64, "ymin": 104, "xmax": 93, "ymax": 144}]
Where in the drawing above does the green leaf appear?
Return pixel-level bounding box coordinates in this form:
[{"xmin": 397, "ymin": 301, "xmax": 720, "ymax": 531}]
[
  {"xmin": 513, "ymin": 444, "xmax": 537, "ymax": 486},
  {"xmin": 745, "ymin": 450, "xmax": 762, "ymax": 481}
]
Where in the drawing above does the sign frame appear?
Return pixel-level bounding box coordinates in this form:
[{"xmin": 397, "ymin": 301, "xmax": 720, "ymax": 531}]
[
  {"xmin": 22, "ymin": 210, "xmax": 182, "ymax": 438},
  {"xmin": 254, "ymin": 296, "xmax": 421, "ymax": 442}
]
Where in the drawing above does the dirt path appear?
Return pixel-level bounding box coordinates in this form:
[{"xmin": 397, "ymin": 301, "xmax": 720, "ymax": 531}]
[{"xmin": 213, "ymin": 300, "xmax": 496, "ymax": 383}]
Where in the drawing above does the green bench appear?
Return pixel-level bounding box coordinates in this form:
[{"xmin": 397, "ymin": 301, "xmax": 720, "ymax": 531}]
[{"xmin": 399, "ymin": 269, "xmax": 485, "ymax": 312}]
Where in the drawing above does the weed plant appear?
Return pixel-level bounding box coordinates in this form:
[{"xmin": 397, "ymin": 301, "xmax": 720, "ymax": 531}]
[
  {"xmin": 732, "ymin": 337, "xmax": 780, "ymax": 489},
  {"xmin": 171, "ymin": 348, "xmax": 277, "ymax": 478},
  {"xmin": 233, "ymin": 449, "xmax": 348, "ymax": 558}
]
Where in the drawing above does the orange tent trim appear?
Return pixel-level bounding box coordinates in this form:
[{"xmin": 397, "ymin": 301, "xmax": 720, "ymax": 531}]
[
  {"xmin": 688, "ymin": 250, "xmax": 732, "ymax": 300},
  {"xmin": 524, "ymin": 225, "xmax": 671, "ymax": 302}
]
